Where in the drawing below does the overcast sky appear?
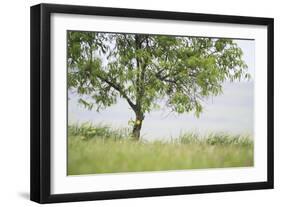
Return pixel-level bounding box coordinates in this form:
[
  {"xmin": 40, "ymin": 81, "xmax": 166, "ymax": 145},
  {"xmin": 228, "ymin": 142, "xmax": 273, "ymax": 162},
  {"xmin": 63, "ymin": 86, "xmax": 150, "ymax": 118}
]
[{"xmin": 68, "ymin": 39, "xmax": 255, "ymax": 140}]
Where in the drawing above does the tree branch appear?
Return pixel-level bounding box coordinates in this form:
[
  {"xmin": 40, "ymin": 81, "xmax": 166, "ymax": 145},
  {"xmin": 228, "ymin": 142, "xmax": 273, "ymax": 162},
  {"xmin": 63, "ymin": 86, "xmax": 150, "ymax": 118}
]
[{"xmin": 96, "ymin": 73, "xmax": 137, "ymax": 111}]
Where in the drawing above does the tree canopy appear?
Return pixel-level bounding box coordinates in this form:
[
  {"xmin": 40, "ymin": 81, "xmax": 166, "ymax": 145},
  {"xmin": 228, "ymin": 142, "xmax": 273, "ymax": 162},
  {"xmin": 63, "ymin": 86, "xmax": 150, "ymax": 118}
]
[{"xmin": 67, "ymin": 31, "xmax": 249, "ymax": 139}]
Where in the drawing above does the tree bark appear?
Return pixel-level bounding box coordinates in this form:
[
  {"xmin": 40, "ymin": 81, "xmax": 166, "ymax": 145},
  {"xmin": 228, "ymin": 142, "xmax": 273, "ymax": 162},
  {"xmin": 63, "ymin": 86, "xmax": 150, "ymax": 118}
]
[
  {"xmin": 132, "ymin": 113, "xmax": 144, "ymax": 140},
  {"xmin": 131, "ymin": 34, "xmax": 145, "ymax": 141}
]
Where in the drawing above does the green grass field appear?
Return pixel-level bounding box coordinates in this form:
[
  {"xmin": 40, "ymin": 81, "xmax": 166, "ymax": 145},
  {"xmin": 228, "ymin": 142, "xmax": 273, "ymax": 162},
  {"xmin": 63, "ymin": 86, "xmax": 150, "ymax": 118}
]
[{"xmin": 67, "ymin": 123, "xmax": 254, "ymax": 175}]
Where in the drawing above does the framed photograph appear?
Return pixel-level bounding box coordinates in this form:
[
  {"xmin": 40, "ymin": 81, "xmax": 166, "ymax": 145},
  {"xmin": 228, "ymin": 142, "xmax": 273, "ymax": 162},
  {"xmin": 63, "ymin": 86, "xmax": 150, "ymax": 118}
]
[{"xmin": 30, "ymin": 3, "xmax": 274, "ymax": 203}]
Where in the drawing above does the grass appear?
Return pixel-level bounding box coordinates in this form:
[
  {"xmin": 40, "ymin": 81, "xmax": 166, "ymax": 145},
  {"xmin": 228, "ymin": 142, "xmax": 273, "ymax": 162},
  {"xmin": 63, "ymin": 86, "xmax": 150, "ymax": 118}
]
[{"xmin": 67, "ymin": 123, "xmax": 254, "ymax": 175}]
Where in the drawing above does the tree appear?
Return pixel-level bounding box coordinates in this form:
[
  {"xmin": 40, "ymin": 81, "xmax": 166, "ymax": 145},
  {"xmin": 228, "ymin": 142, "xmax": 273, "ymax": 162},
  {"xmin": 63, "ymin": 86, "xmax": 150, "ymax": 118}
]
[{"xmin": 67, "ymin": 31, "xmax": 249, "ymax": 140}]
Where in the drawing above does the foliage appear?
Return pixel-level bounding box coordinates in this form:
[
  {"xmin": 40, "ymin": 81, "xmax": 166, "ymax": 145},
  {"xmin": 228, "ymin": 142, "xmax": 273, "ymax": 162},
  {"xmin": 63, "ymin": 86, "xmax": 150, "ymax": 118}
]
[
  {"xmin": 67, "ymin": 31, "xmax": 250, "ymax": 138},
  {"xmin": 177, "ymin": 132, "xmax": 253, "ymax": 146},
  {"xmin": 68, "ymin": 122, "xmax": 131, "ymax": 141}
]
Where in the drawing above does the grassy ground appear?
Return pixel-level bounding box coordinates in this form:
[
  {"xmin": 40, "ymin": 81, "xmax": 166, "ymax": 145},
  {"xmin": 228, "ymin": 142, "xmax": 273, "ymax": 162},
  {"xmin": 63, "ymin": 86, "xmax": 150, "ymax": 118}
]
[{"xmin": 67, "ymin": 123, "xmax": 254, "ymax": 175}]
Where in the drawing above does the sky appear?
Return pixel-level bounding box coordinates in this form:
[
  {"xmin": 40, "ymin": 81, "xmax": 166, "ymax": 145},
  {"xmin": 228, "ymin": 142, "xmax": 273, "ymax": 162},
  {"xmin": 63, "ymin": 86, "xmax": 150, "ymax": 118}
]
[{"xmin": 68, "ymin": 38, "xmax": 255, "ymax": 140}]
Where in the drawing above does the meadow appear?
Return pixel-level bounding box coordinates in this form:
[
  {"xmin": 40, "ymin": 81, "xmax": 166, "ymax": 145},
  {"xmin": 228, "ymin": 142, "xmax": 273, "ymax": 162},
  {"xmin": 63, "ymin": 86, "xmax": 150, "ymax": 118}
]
[{"xmin": 67, "ymin": 123, "xmax": 254, "ymax": 175}]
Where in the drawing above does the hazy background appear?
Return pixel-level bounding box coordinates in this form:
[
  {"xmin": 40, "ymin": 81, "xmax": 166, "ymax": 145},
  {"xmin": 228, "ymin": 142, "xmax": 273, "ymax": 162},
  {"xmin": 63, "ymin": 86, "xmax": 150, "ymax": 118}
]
[{"xmin": 68, "ymin": 39, "xmax": 255, "ymax": 140}]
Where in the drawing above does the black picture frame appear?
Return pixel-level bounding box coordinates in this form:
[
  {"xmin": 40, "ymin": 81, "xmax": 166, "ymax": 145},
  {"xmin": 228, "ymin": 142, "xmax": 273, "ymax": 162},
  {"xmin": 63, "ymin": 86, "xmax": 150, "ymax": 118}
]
[{"xmin": 30, "ymin": 3, "xmax": 274, "ymax": 204}]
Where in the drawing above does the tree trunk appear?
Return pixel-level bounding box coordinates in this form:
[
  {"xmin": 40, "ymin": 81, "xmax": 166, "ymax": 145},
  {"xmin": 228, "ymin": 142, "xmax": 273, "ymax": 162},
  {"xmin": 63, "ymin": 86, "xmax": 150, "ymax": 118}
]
[{"xmin": 132, "ymin": 113, "xmax": 144, "ymax": 140}]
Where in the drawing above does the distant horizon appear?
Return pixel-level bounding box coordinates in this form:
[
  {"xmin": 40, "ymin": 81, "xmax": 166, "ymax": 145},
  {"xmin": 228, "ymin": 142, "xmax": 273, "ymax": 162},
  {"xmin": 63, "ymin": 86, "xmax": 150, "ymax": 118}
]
[{"xmin": 69, "ymin": 81, "xmax": 254, "ymax": 140}]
